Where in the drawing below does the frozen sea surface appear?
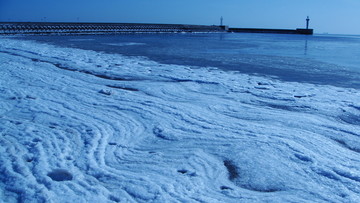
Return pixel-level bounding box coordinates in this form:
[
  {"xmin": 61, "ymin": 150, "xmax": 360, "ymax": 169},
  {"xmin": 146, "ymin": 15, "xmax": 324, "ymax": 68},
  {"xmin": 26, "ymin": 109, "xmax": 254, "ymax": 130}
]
[{"xmin": 0, "ymin": 35, "xmax": 360, "ymax": 202}]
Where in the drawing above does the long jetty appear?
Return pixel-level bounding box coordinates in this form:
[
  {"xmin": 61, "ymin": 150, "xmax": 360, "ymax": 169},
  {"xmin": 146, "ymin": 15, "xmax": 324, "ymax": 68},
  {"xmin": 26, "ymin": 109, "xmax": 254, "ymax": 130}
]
[
  {"xmin": 0, "ymin": 22, "xmax": 313, "ymax": 35},
  {"xmin": 0, "ymin": 22, "xmax": 225, "ymax": 35},
  {"xmin": 228, "ymin": 28, "xmax": 313, "ymax": 35}
]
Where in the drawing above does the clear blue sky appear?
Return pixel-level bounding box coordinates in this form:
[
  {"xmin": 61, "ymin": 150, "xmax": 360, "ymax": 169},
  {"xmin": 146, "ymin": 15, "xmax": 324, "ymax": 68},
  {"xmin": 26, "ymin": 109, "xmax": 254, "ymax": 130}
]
[{"xmin": 1, "ymin": 0, "xmax": 360, "ymax": 34}]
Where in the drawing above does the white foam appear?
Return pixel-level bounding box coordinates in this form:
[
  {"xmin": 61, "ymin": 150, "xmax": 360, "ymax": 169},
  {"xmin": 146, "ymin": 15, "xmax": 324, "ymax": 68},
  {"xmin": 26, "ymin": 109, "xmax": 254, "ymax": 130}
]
[{"xmin": 0, "ymin": 37, "xmax": 359, "ymax": 202}]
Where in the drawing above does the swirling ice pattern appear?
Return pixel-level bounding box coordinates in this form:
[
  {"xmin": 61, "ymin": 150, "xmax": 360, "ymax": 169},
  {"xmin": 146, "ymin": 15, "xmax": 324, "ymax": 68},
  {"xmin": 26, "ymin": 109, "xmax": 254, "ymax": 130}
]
[{"xmin": 0, "ymin": 38, "xmax": 359, "ymax": 203}]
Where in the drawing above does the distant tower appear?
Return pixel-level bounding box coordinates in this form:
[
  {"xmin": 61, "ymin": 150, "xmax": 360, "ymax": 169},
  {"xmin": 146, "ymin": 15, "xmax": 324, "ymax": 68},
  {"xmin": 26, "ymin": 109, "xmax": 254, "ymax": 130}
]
[
  {"xmin": 220, "ymin": 16, "xmax": 223, "ymax": 26},
  {"xmin": 306, "ymin": 16, "xmax": 310, "ymax": 29}
]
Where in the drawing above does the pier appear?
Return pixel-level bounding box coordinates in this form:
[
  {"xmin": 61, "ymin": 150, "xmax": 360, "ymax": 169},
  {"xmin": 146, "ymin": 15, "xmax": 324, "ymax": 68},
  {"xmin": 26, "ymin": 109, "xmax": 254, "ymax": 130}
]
[
  {"xmin": 228, "ymin": 28, "xmax": 313, "ymax": 35},
  {"xmin": 0, "ymin": 22, "xmax": 225, "ymax": 35},
  {"xmin": 228, "ymin": 16, "xmax": 313, "ymax": 35},
  {"xmin": 0, "ymin": 20, "xmax": 313, "ymax": 35}
]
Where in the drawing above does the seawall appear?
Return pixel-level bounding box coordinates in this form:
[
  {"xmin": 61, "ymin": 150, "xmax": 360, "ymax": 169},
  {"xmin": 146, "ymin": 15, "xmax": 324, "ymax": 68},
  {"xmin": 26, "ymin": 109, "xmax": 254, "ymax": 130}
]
[
  {"xmin": 229, "ymin": 28, "xmax": 313, "ymax": 35},
  {"xmin": 0, "ymin": 22, "xmax": 313, "ymax": 35},
  {"xmin": 0, "ymin": 22, "xmax": 225, "ymax": 35}
]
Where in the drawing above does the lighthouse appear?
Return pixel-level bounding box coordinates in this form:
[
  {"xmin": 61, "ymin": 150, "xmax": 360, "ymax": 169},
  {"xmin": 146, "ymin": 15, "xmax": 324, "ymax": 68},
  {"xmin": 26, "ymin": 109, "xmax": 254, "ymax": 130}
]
[{"xmin": 306, "ymin": 16, "xmax": 310, "ymax": 29}]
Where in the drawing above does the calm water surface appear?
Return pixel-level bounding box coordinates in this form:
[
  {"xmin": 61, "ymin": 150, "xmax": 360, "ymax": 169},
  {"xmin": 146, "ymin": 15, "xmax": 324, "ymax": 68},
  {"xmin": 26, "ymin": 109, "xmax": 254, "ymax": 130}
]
[{"xmin": 19, "ymin": 33, "xmax": 360, "ymax": 89}]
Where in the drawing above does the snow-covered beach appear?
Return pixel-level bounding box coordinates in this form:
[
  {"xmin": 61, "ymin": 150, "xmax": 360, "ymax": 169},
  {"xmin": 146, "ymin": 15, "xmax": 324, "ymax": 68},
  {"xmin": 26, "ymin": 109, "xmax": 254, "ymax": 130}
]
[{"xmin": 1, "ymin": 36, "xmax": 360, "ymax": 202}]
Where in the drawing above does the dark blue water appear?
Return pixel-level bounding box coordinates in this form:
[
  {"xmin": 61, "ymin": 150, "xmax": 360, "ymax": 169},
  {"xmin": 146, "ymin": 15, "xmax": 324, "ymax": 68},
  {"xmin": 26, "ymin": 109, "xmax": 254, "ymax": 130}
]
[{"xmin": 19, "ymin": 33, "xmax": 360, "ymax": 88}]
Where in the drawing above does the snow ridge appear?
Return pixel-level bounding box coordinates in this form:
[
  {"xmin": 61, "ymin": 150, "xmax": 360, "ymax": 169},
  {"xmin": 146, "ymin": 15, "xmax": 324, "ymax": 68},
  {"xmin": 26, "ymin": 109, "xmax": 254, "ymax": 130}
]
[{"xmin": 0, "ymin": 38, "xmax": 359, "ymax": 202}]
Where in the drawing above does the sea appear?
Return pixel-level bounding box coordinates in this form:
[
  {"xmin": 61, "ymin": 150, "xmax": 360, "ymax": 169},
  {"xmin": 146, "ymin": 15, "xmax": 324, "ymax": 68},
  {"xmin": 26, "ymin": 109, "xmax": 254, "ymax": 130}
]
[
  {"xmin": 1, "ymin": 33, "xmax": 360, "ymax": 202},
  {"xmin": 19, "ymin": 32, "xmax": 360, "ymax": 89}
]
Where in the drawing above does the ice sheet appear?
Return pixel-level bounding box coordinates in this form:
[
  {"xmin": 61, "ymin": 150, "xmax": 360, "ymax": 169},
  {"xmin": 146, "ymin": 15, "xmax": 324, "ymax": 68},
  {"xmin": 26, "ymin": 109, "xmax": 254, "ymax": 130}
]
[{"xmin": 0, "ymin": 38, "xmax": 359, "ymax": 202}]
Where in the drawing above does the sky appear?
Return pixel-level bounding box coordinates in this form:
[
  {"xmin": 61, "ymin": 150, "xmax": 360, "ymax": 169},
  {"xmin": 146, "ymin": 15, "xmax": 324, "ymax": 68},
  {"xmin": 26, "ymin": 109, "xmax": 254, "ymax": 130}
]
[{"xmin": 1, "ymin": 0, "xmax": 360, "ymax": 34}]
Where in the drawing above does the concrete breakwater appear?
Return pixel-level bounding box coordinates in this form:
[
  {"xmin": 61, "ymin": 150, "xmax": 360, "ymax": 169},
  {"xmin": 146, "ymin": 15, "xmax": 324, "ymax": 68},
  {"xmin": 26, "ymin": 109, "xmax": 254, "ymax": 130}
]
[
  {"xmin": 0, "ymin": 22, "xmax": 313, "ymax": 35},
  {"xmin": 229, "ymin": 28, "xmax": 313, "ymax": 35},
  {"xmin": 0, "ymin": 22, "xmax": 225, "ymax": 34}
]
